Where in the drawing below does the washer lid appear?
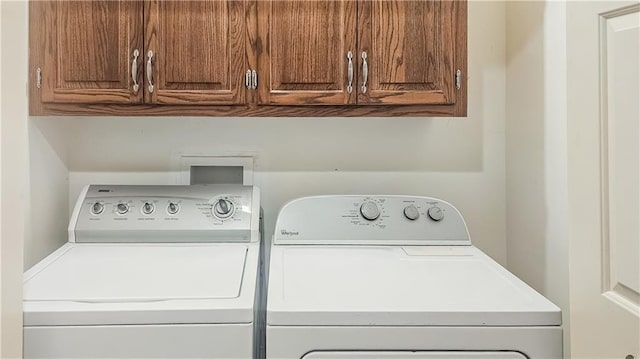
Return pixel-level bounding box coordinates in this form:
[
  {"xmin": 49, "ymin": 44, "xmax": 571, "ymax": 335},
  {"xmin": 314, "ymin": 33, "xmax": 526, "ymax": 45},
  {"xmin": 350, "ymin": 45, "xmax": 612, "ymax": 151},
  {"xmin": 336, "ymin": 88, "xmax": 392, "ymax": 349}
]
[
  {"xmin": 24, "ymin": 243, "xmax": 257, "ymax": 326},
  {"xmin": 267, "ymin": 245, "xmax": 562, "ymax": 327}
]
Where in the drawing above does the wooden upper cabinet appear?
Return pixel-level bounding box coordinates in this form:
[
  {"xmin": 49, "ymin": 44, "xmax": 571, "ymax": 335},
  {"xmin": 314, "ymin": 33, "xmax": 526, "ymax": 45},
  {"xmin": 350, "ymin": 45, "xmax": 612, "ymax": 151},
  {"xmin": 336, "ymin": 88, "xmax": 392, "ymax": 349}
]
[
  {"xmin": 39, "ymin": 1, "xmax": 143, "ymax": 104},
  {"xmin": 33, "ymin": 0, "xmax": 247, "ymax": 107},
  {"xmin": 256, "ymin": 0, "xmax": 466, "ymax": 111},
  {"xmin": 30, "ymin": 0, "xmax": 467, "ymax": 115},
  {"xmin": 144, "ymin": 0, "xmax": 246, "ymax": 105},
  {"xmin": 257, "ymin": 0, "xmax": 357, "ymax": 105},
  {"xmin": 357, "ymin": 0, "xmax": 463, "ymax": 106}
]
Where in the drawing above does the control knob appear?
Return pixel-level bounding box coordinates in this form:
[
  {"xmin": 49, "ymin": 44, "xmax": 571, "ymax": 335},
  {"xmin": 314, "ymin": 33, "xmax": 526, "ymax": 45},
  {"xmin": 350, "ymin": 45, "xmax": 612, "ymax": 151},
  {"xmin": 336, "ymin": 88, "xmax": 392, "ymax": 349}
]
[
  {"xmin": 116, "ymin": 203, "xmax": 129, "ymax": 215},
  {"xmin": 90, "ymin": 202, "xmax": 104, "ymax": 215},
  {"xmin": 213, "ymin": 198, "xmax": 234, "ymax": 219},
  {"xmin": 360, "ymin": 201, "xmax": 380, "ymax": 221},
  {"xmin": 427, "ymin": 206, "xmax": 444, "ymax": 221},
  {"xmin": 167, "ymin": 202, "xmax": 180, "ymax": 215},
  {"xmin": 403, "ymin": 205, "xmax": 419, "ymax": 220},
  {"xmin": 142, "ymin": 202, "xmax": 155, "ymax": 215}
]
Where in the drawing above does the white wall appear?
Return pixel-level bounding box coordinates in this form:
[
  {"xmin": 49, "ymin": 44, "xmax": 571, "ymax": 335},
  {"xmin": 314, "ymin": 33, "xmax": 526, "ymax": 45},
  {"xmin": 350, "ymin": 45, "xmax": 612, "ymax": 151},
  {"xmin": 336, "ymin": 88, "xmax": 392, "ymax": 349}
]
[
  {"xmin": 26, "ymin": 118, "xmax": 69, "ymax": 267},
  {"xmin": 1, "ymin": 1, "xmax": 28, "ymax": 357},
  {"xmin": 0, "ymin": 2, "xmax": 3, "ymax": 353},
  {"xmin": 37, "ymin": 1, "xmax": 509, "ymax": 270},
  {"xmin": 505, "ymin": 1, "xmax": 570, "ymax": 356}
]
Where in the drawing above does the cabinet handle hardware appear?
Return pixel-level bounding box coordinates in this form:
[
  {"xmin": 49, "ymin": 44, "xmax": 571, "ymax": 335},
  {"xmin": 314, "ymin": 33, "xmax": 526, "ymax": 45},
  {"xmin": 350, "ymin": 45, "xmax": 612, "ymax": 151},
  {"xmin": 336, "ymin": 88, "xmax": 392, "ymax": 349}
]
[
  {"xmin": 361, "ymin": 51, "xmax": 368, "ymax": 94},
  {"xmin": 346, "ymin": 51, "xmax": 353, "ymax": 94},
  {"xmin": 146, "ymin": 50, "xmax": 154, "ymax": 93},
  {"xmin": 455, "ymin": 69, "xmax": 462, "ymax": 90},
  {"xmin": 36, "ymin": 67, "xmax": 42, "ymax": 89},
  {"xmin": 245, "ymin": 70, "xmax": 252, "ymax": 89},
  {"xmin": 251, "ymin": 70, "xmax": 258, "ymax": 90},
  {"xmin": 245, "ymin": 69, "xmax": 257, "ymax": 90},
  {"xmin": 131, "ymin": 49, "xmax": 140, "ymax": 94}
]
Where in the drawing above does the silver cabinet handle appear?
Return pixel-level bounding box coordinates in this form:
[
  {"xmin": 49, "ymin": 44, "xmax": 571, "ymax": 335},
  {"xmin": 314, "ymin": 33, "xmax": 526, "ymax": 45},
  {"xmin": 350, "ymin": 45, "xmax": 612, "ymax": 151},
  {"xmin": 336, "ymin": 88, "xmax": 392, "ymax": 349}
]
[
  {"xmin": 346, "ymin": 51, "xmax": 353, "ymax": 94},
  {"xmin": 245, "ymin": 69, "xmax": 258, "ymax": 90},
  {"xmin": 131, "ymin": 49, "xmax": 140, "ymax": 94},
  {"xmin": 245, "ymin": 70, "xmax": 252, "ymax": 89},
  {"xmin": 251, "ymin": 69, "xmax": 258, "ymax": 90},
  {"xmin": 146, "ymin": 50, "xmax": 154, "ymax": 93},
  {"xmin": 361, "ymin": 51, "xmax": 368, "ymax": 94}
]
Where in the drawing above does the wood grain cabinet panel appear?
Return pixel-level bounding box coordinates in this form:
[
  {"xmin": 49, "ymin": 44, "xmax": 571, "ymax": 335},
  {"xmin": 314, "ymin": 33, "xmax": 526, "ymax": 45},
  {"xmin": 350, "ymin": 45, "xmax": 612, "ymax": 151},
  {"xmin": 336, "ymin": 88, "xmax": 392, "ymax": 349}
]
[
  {"xmin": 357, "ymin": 0, "xmax": 461, "ymax": 105},
  {"xmin": 145, "ymin": 0, "xmax": 246, "ymax": 105},
  {"xmin": 39, "ymin": 0, "xmax": 143, "ymax": 104},
  {"xmin": 257, "ymin": 0, "xmax": 356, "ymax": 105}
]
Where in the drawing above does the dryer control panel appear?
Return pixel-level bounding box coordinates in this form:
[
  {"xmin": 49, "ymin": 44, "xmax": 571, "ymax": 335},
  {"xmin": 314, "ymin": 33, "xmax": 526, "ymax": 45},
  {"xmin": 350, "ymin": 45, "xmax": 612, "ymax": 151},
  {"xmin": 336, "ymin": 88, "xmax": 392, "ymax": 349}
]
[
  {"xmin": 274, "ymin": 195, "xmax": 470, "ymax": 245},
  {"xmin": 72, "ymin": 184, "xmax": 259, "ymax": 243}
]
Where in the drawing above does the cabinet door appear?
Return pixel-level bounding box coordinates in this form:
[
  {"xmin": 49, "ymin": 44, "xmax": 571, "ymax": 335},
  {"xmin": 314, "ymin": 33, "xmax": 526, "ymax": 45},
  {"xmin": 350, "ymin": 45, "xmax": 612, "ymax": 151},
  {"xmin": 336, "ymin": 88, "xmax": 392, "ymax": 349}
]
[
  {"xmin": 41, "ymin": 1, "xmax": 143, "ymax": 104},
  {"xmin": 358, "ymin": 0, "xmax": 463, "ymax": 105},
  {"xmin": 145, "ymin": 0, "xmax": 246, "ymax": 105},
  {"xmin": 257, "ymin": 0, "xmax": 356, "ymax": 105}
]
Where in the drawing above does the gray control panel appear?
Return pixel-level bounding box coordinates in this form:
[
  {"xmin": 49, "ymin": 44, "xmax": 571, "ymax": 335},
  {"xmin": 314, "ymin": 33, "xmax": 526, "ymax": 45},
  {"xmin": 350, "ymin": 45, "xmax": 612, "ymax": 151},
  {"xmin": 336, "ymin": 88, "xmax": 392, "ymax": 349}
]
[
  {"xmin": 274, "ymin": 195, "xmax": 470, "ymax": 245},
  {"xmin": 73, "ymin": 185, "xmax": 257, "ymax": 243}
]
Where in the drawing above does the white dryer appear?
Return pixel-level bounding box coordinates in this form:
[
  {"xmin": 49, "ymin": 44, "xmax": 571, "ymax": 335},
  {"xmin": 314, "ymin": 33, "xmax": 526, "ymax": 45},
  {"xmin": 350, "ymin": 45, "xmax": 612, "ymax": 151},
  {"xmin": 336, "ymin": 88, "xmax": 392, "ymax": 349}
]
[
  {"xmin": 267, "ymin": 195, "xmax": 562, "ymax": 359},
  {"xmin": 23, "ymin": 184, "xmax": 262, "ymax": 358}
]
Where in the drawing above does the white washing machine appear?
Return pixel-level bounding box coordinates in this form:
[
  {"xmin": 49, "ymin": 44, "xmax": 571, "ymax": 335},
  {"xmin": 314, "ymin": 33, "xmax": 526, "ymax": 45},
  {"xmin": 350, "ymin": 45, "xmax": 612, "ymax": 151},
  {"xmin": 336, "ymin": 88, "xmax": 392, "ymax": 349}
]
[
  {"xmin": 23, "ymin": 184, "xmax": 262, "ymax": 358},
  {"xmin": 267, "ymin": 195, "xmax": 563, "ymax": 359}
]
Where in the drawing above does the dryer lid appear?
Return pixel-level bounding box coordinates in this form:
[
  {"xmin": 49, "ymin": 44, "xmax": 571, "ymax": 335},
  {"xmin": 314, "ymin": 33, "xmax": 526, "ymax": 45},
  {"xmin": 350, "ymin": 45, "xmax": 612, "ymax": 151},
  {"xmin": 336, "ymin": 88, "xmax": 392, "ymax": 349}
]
[{"xmin": 267, "ymin": 245, "xmax": 562, "ymax": 327}]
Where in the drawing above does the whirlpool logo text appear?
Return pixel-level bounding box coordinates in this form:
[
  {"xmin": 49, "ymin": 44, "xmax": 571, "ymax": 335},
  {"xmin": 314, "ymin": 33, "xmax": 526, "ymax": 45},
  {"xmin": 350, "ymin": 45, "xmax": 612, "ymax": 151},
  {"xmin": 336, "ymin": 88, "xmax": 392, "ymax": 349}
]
[{"xmin": 280, "ymin": 230, "xmax": 300, "ymax": 236}]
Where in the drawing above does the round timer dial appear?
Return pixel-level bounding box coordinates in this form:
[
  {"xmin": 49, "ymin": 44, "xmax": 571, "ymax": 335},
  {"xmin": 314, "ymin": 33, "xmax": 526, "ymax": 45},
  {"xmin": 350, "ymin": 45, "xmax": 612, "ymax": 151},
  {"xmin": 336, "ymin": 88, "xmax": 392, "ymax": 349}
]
[
  {"xmin": 213, "ymin": 198, "xmax": 235, "ymax": 219},
  {"xmin": 360, "ymin": 201, "xmax": 381, "ymax": 221}
]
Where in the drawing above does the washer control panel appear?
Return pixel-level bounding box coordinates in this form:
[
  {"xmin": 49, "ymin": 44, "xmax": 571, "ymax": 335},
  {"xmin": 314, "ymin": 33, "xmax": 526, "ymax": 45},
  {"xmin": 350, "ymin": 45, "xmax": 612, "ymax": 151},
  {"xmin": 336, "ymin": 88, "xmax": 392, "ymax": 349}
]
[
  {"xmin": 274, "ymin": 195, "xmax": 470, "ymax": 245},
  {"xmin": 73, "ymin": 184, "xmax": 257, "ymax": 243}
]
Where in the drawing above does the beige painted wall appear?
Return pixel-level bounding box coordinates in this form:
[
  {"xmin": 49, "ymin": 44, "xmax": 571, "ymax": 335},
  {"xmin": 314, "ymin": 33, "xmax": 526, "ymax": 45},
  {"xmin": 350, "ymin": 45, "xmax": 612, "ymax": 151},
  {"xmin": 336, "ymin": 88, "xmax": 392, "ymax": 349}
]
[
  {"xmin": 505, "ymin": 1, "xmax": 570, "ymax": 356},
  {"xmin": 0, "ymin": 1, "xmax": 3, "ymax": 353},
  {"xmin": 26, "ymin": 118, "xmax": 69, "ymax": 268},
  {"xmin": 1, "ymin": 1, "xmax": 28, "ymax": 357}
]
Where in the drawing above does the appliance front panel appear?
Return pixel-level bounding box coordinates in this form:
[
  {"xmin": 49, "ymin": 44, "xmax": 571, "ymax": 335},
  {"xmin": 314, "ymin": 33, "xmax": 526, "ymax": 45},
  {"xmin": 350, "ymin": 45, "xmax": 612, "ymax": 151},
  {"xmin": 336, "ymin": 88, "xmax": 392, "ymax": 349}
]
[
  {"xmin": 24, "ymin": 323, "xmax": 252, "ymax": 358},
  {"xmin": 73, "ymin": 185, "xmax": 255, "ymax": 242},
  {"xmin": 266, "ymin": 325, "xmax": 562, "ymax": 359},
  {"xmin": 274, "ymin": 195, "xmax": 470, "ymax": 245}
]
